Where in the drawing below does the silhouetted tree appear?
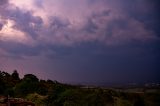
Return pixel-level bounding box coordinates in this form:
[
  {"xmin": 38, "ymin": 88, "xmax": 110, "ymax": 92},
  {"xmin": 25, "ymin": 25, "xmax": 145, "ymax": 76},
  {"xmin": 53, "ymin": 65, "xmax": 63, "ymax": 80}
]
[
  {"xmin": 15, "ymin": 74, "xmax": 39, "ymax": 97},
  {"xmin": 0, "ymin": 71, "xmax": 5, "ymax": 94},
  {"xmin": 11, "ymin": 70, "xmax": 20, "ymax": 81},
  {"xmin": 23, "ymin": 74, "xmax": 39, "ymax": 82}
]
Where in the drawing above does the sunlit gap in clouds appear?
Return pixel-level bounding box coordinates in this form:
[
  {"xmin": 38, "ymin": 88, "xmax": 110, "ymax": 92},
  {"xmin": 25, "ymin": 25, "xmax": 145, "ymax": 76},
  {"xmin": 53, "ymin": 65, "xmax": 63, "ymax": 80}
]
[{"xmin": 0, "ymin": 19, "xmax": 28, "ymax": 42}]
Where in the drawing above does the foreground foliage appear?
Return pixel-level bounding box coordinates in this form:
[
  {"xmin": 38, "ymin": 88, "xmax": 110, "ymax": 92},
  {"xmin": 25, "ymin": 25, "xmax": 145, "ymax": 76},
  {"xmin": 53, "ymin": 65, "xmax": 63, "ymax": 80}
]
[{"xmin": 0, "ymin": 70, "xmax": 160, "ymax": 106}]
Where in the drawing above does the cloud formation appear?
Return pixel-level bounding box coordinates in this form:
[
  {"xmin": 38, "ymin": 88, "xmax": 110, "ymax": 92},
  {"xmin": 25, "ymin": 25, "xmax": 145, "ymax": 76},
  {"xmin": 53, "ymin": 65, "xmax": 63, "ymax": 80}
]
[
  {"xmin": 0, "ymin": 0, "xmax": 159, "ymax": 57},
  {"xmin": 0, "ymin": 0, "xmax": 159, "ymax": 83},
  {"xmin": 0, "ymin": 0, "xmax": 157, "ymax": 47}
]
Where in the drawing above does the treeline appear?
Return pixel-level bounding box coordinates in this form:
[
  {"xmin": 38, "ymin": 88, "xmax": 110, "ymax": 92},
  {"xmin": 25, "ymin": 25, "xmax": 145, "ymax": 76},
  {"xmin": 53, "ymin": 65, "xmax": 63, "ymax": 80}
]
[
  {"xmin": 0, "ymin": 70, "xmax": 160, "ymax": 106},
  {"xmin": 0, "ymin": 70, "xmax": 74, "ymax": 97}
]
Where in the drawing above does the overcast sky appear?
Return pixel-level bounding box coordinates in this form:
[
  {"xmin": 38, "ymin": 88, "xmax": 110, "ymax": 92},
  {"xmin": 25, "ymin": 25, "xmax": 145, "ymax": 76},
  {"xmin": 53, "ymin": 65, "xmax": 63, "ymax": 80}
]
[{"xmin": 0, "ymin": 0, "xmax": 160, "ymax": 84}]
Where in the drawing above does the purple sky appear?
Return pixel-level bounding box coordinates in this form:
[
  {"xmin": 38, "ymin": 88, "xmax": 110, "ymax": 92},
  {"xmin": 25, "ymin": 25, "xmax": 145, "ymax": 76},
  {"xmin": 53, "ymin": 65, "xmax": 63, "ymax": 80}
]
[{"xmin": 0, "ymin": 0, "xmax": 160, "ymax": 84}]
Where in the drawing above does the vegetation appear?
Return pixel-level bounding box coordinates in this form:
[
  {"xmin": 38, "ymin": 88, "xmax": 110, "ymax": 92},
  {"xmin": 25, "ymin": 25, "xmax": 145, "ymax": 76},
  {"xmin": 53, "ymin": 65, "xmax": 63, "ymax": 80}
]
[{"xmin": 0, "ymin": 70, "xmax": 160, "ymax": 106}]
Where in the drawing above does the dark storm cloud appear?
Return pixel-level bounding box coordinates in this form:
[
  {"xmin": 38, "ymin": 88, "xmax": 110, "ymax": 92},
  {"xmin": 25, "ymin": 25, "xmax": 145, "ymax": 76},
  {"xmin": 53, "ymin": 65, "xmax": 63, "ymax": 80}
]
[
  {"xmin": 83, "ymin": 19, "xmax": 98, "ymax": 34},
  {"xmin": 1, "ymin": 0, "xmax": 158, "ymax": 46},
  {"xmin": 0, "ymin": 0, "xmax": 158, "ymax": 57},
  {"xmin": 0, "ymin": 41, "xmax": 42, "ymax": 57},
  {"xmin": 43, "ymin": 42, "xmax": 160, "ymax": 83},
  {"xmin": 92, "ymin": 9, "xmax": 111, "ymax": 18},
  {"xmin": 18, "ymin": 14, "xmax": 41, "ymax": 39},
  {"xmin": 0, "ymin": 1, "xmax": 43, "ymax": 39},
  {"xmin": 0, "ymin": 0, "xmax": 159, "ymax": 54},
  {"xmin": 11, "ymin": 11, "xmax": 43, "ymax": 39},
  {"xmin": 0, "ymin": 0, "xmax": 8, "ymax": 5},
  {"xmin": 49, "ymin": 17, "xmax": 70, "ymax": 31},
  {"xmin": 83, "ymin": 10, "xmax": 111, "ymax": 34},
  {"xmin": 0, "ymin": 0, "xmax": 160, "ymax": 83},
  {"xmin": 0, "ymin": 23, "xmax": 3, "ymax": 30},
  {"xmin": 0, "ymin": 0, "xmax": 8, "ymax": 30},
  {"xmin": 33, "ymin": 0, "xmax": 44, "ymax": 8},
  {"xmin": 115, "ymin": 0, "xmax": 160, "ymax": 38}
]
